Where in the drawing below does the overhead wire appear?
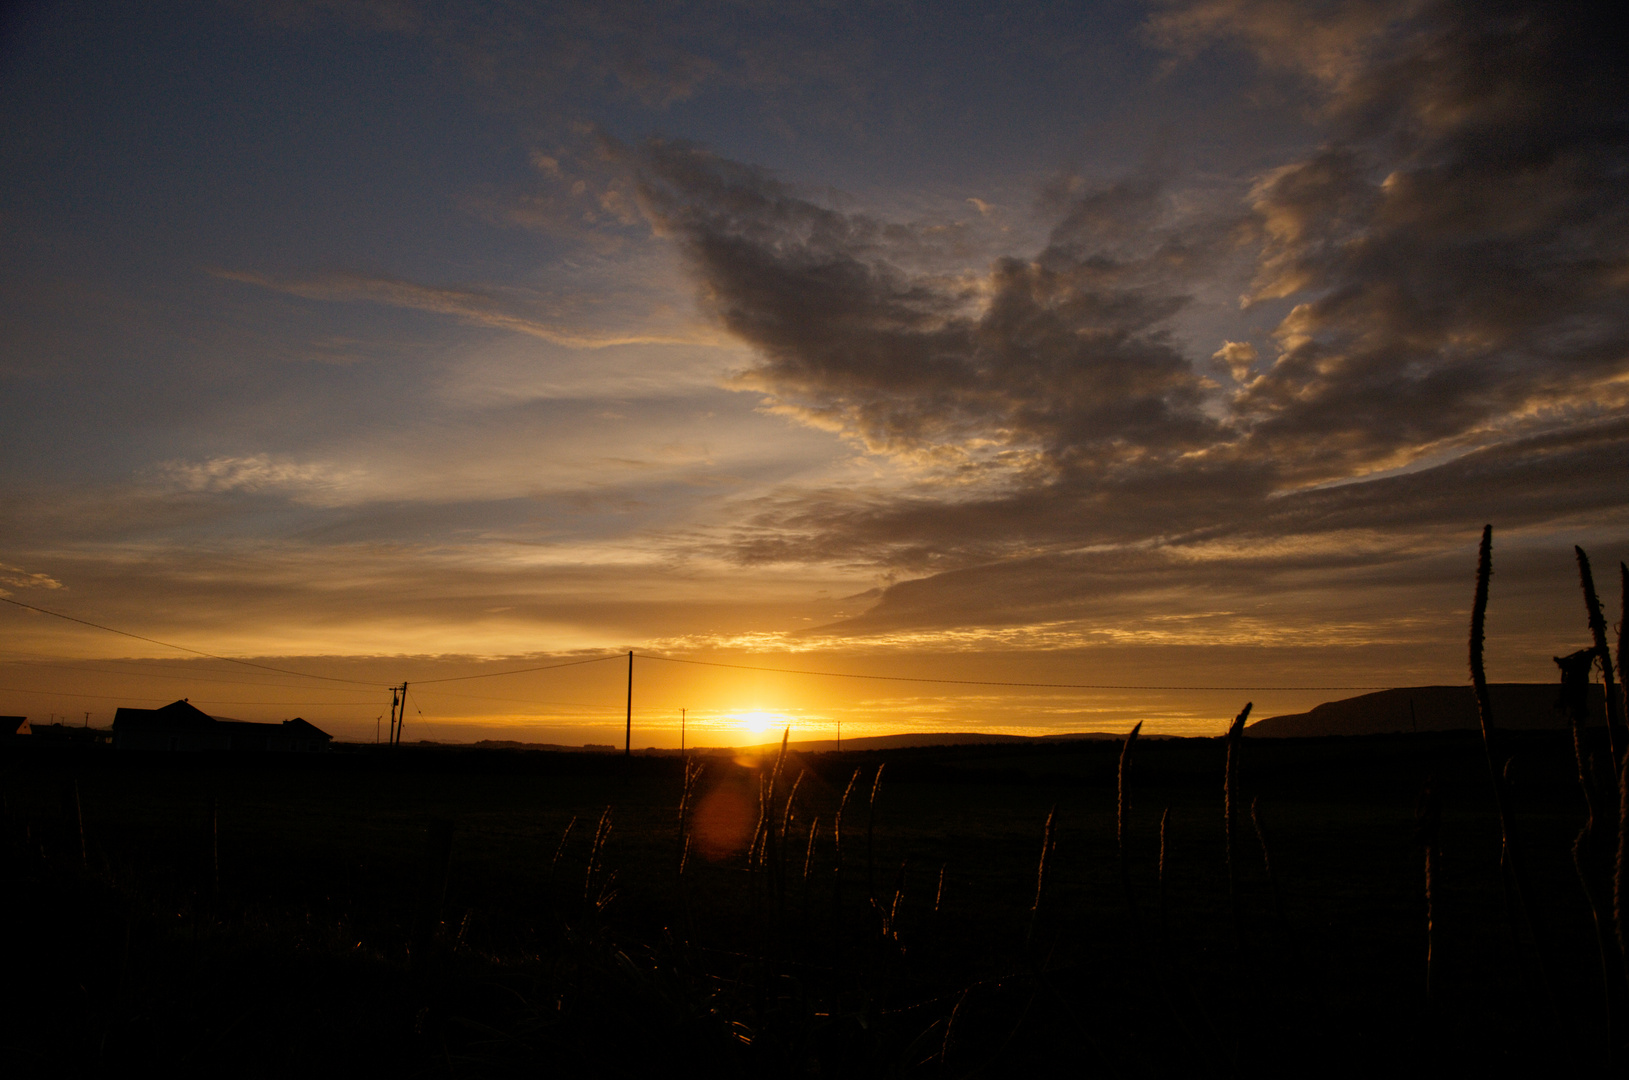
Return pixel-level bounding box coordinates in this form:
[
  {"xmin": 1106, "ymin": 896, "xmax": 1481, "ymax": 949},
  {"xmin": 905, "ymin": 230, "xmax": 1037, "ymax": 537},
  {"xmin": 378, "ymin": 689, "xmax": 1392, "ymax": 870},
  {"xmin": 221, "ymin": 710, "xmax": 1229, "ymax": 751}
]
[
  {"xmin": 2, "ymin": 658, "xmax": 386, "ymax": 692},
  {"xmin": 411, "ymin": 686, "xmax": 619, "ymax": 709},
  {"xmin": 0, "ymin": 685, "xmax": 380, "ymax": 708},
  {"xmin": 0, "ymin": 595, "xmax": 385, "ymax": 686},
  {"xmin": 410, "ymin": 653, "xmax": 623, "ymax": 683}
]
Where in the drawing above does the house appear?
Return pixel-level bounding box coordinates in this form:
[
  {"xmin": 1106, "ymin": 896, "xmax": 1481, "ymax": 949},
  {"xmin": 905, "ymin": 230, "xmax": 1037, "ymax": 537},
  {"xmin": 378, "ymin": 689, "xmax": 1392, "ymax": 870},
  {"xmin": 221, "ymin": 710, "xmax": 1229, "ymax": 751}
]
[
  {"xmin": 28, "ymin": 723, "xmax": 112, "ymax": 746},
  {"xmin": 112, "ymin": 699, "xmax": 332, "ymax": 752}
]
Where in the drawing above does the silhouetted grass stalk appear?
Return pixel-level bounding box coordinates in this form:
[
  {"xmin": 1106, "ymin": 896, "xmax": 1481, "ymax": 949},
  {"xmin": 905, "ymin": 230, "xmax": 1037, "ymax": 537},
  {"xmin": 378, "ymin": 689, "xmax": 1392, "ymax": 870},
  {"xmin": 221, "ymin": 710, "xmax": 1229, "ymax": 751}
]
[
  {"xmin": 833, "ymin": 768, "xmax": 861, "ymax": 925},
  {"xmin": 1617, "ymin": 564, "xmax": 1629, "ymax": 969},
  {"xmin": 1027, "ymin": 806, "xmax": 1056, "ymax": 946},
  {"xmin": 549, "ymin": 815, "xmax": 576, "ymax": 876},
  {"xmin": 1618, "ymin": 562, "xmax": 1629, "ymax": 754},
  {"xmin": 1223, "ymin": 703, "xmax": 1252, "ymax": 911},
  {"xmin": 1618, "ymin": 748, "xmax": 1629, "ymax": 976},
  {"xmin": 883, "ymin": 860, "xmax": 906, "ymax": 940},
  {"xmin": 1559, "ymin": 645, "xmax": 1617, "ymax": 1062},
  {"xmin": 800, "ymin": 813, "xmax": 820, "ymax": 923},
  {"xmin": 1158, "ymin": 806, "xmax": 1170, "ymax": 955},
  {"xmin": 775, "ymin": 765, "xmax": 803, "ymax": 914},
  {"xmin": 1577, "ymin": 547, "xmax": 1623, "ymax": 766},
  {"xmin": 584, "ymin": 807, "xmax": 612, "ymax": 908},
  {"xmin": 1417, "ymin": 775, "xmax": 1441, "ymax": 1008},
  {"xmin": 676, "ymin": 757, "xmax": 702, "ymax": 874},
  {"xmin": 866, "ymin": 763, "xmax": 886, "ymax": 907},
  {"xmin": 1119, "ymin": 721, "xmax": 1142, "ymax": 927},
  {"xmin": 1251, "ymin": 796, "xmax": 1299, "ymax": 972},
  {"xmin": 759, "ymin": 730, "xmax": 790, "ymax": 910},
  {"xmin": 1469, "ymin": 525, "xmax": 1553, "ymax": 1012}
]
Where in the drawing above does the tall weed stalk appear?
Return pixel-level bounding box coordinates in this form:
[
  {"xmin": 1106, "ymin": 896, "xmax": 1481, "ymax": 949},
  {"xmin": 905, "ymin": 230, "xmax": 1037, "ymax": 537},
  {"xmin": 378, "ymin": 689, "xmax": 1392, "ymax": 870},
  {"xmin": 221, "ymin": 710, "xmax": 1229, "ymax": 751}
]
[
  {"xmin": 1417, "ymin": 775, "xmax": 1441, "ymax": 1008},
  {"xmin": 1469, "ymin": 525, "xmax": 1553, "ymax": 1015},
  {"xmin": 833, "ymin": 768, "xmax": 861, "ymax": 925},
  {"xmin": 866, "ymin": 764, "xmax": 886, "ymax": 907},
  {"xmin": 1618, "ymin": 564, "xmax": 1629, "ymax": 966},
  {"xmin": 1224, "ymin": 703, "xmax": 1252, "ymax": 909},
  {"xmin": 1559, "ymin": 645, "xmax": 1619, "ymax": 1063},
  {"xmin": 1576, "ymin": 547, "xmax": 1623, "ymax": 766},
  {"xmin": 1028, "ymin": 806, "xmax": 1056, "ymax": 947},
  {"xmin": 1119, "ymin": 721, "xmax": 1143, "ymax": 927}
]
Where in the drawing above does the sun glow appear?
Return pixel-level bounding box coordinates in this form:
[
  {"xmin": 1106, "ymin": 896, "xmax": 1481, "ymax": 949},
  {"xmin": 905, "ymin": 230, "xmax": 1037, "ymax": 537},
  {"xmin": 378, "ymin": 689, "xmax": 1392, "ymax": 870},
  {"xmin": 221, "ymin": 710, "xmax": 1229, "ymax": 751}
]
[{"xmin": 730, "ymin": 710, "xmax": 790, "ymax": 741}]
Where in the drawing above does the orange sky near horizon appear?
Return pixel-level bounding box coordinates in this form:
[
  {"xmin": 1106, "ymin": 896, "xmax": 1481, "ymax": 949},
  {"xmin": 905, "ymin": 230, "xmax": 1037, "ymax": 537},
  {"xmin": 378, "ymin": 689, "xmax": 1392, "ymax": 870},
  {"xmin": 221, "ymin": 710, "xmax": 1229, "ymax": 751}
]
[{"xmin": 4, "ymin": 2, "xmax": 1625, "ymax": 742}]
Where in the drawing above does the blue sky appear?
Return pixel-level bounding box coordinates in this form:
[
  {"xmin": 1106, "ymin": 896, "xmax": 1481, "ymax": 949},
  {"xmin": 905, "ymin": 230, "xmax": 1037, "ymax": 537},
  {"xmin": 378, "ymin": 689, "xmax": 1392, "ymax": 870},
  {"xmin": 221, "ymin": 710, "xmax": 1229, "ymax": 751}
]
[{"xmin": 3, "ymin": 0, "xmax": 1625, "ymax": 743}]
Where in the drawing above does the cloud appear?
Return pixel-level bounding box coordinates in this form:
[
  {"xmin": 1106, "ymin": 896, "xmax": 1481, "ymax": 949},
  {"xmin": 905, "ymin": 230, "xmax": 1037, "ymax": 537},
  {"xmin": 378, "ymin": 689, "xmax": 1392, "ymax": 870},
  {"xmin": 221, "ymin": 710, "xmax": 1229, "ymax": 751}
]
[
  {"xmin": 0, "ymin": 562, "xmax": 64, "ymax": 594},
  {"xmin": 1219, "ymin": 1, "xmax": 1629, "ymax": 485},
  {"xmin": 618, "ymin": 1, "xmax": 1629, "ymax": 634},
  {"xmin": 1211, "ymin": 340, "xmax": 1258, "ymax": 382},
  {"xmin": 630, "ymin": 139, "xmax": 1231, "ymax": 480},
  {"xmin": 1145, "ymin": 0, "xmax": 1414, "ymax": 92},
  {"xmin": 143, "ymin": 455, "xmax": 368, "ymax": 507},
  {"xmin": 213, "ymin": 268, "xmax": 715, "ymax": 349}
]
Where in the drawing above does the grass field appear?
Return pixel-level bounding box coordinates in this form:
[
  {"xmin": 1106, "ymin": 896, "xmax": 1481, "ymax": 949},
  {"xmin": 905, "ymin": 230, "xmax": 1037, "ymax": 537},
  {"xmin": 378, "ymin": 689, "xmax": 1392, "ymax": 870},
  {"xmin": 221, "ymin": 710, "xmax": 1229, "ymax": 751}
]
[{"xmin": 0, "ymin": 728, "xmax": 1612, "ymax": 1076}]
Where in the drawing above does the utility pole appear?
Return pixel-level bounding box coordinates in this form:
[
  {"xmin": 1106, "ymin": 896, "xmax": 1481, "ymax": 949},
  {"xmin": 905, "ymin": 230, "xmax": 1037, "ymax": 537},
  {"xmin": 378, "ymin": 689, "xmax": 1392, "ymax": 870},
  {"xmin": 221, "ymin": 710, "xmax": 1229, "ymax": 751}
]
[
  {"xmin": 388, "ymin": 688, "xmax": 400, "ymax": 745},
  {"xmin": 624, "ymin": 651, "xmax": 633, "ymax": 757},
  {"xmin": 84, "ymin": 711, "xmax": 90, "ymax": 728},
  {"xmin": 394, "ymin": 682, "xmax": 409, "ymax": 745}
]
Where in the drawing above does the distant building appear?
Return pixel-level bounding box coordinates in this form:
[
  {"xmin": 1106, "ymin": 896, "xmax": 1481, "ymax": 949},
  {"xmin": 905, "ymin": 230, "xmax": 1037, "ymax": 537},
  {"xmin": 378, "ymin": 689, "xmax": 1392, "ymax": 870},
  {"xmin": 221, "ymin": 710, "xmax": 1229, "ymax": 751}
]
[
  {"xmin": 29, "ymin": 723, "xmax": 112, "ymax": 746},
  {"xmin": 5, "ymin": 716, "xmax": 115, "ymax": 746},
  {"xmin": 112, "ymin": 699, "xmax": 331, "ymax": 752}
]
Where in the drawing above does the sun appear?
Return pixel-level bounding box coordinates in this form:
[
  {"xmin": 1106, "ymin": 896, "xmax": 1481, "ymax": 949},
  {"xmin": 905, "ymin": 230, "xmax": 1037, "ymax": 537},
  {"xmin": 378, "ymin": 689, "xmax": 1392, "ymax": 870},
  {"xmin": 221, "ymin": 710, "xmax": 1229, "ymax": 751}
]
[{"xmin": 731, "ymin": 710, "xmax": 788, "ymax": 740}]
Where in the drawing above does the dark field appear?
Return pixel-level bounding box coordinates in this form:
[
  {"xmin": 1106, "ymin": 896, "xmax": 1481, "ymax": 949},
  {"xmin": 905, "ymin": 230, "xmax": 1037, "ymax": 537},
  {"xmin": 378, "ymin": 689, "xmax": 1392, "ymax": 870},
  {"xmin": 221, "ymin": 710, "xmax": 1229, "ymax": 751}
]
[{"xmin": 0, "ymin": 730, "xmax": 1613, "ymax": 1077}]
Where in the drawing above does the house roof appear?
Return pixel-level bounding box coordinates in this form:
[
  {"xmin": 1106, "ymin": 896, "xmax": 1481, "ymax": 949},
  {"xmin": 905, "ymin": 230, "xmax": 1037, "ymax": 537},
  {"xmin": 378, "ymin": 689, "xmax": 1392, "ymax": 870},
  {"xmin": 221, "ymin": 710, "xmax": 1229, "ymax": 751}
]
[
  {"xmin": 113, "ymin": 699, "xmax": 217, "ymax": 730},
  {"xmin": 111, "ymin": 701, "xmax": 331, "ymax": 742},
  {"xmin": 281, "ymin": 717, "xmax": 332, "ymax": 740}
]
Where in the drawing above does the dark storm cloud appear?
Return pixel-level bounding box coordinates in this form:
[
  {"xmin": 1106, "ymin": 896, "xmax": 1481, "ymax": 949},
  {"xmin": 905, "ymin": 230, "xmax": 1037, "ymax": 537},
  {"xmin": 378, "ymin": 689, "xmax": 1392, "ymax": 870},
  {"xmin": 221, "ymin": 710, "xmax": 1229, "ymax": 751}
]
[{"xmin": 627, "ymin": 0, "xmax": 1629, "ymax": 632}]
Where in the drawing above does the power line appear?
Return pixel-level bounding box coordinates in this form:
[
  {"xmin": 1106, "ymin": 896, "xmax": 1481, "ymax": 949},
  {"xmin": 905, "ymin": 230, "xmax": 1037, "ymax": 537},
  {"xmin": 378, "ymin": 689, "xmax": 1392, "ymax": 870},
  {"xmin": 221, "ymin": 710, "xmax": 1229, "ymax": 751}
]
[
  {"xmin": 0, "ymin": 685, "xmax": 374, "ymax": 706},
  {"xmin": 630, "ymin": 653, "xmax": 1393, "ymax": 692},
  {"xmin": 0, "ymin": 686, "xmax": 170, "ymax": 701},
  {"xmin": 2, "ymin": 658, "xmax": 386, "ymax": 692},
  {"xmin": 0, "ymin": 596, "xmax": 384, "ymax": 686},
  {"xmin": 410, "ymin": 653, "xmax": 623, "ymax": 684},
  {"xmin": 411, "ymin": 685, "xmax": 618, "ymax": 709}
]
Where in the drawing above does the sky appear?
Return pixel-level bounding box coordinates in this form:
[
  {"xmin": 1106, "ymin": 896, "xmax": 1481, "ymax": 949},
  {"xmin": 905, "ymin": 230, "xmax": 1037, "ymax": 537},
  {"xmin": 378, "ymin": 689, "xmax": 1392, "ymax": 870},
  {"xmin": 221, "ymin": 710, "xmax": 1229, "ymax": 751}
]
[{"xmin": 2, "ymin": 0, "xmax": 1627, "ymax": 745}]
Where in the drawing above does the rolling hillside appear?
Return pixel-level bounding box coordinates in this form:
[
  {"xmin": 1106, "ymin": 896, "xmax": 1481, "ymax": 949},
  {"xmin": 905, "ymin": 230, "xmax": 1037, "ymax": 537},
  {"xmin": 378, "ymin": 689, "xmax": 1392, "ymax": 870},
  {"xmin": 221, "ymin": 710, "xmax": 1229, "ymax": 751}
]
[{"xmin": 1246, "ymin": 682, "xmax": 1600, "ymax": 738}]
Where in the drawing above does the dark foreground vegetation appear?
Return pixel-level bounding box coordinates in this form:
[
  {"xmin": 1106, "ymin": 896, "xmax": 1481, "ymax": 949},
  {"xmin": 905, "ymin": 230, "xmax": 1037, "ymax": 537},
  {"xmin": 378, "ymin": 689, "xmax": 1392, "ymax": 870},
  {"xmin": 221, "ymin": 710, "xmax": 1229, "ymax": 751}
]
[{"xmin": 0, "ymin": 724, "xmax": 1616, "ymax": 1078}]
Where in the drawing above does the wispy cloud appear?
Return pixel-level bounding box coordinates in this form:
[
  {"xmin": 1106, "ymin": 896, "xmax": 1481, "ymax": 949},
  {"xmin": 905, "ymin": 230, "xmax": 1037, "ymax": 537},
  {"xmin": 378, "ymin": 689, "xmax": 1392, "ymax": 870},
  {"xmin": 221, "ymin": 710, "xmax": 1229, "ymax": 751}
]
[
  {"xmin": 144, "ymin": 455, "xmax": 366, "ymax": 505},
  {"xmin": 211, "ymin": 268, "xmax": 719, "ymax": 349}
]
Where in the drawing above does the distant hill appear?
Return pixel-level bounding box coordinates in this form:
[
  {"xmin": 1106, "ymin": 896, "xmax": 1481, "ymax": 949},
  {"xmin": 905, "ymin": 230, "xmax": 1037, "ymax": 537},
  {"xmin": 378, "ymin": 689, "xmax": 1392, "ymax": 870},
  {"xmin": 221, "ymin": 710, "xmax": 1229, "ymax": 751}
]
[
  {"xmin": 727, "ymin": 731, "xmax": 1129, "ymax": 754},
  {"xmin": 1246, "ymin": 683, "xmax": 1602, "ymax": 738},
  {"xmin": 468, "ymin": 740, "xmax": 620, "ymax": 752}
]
